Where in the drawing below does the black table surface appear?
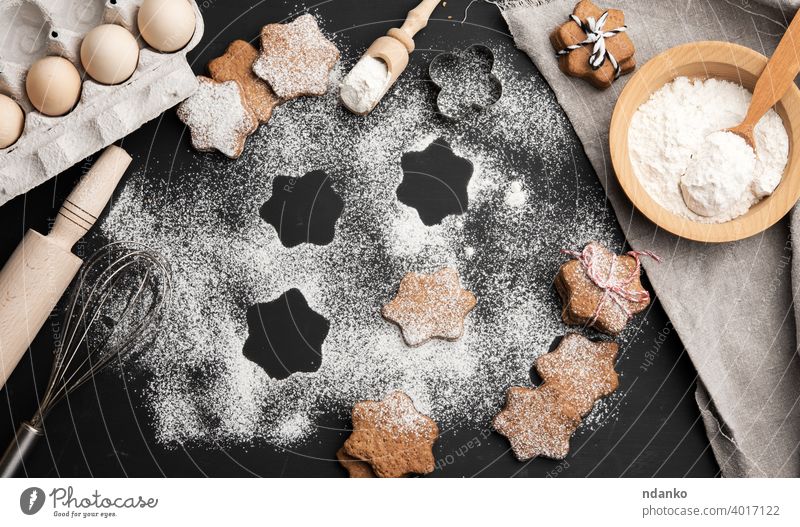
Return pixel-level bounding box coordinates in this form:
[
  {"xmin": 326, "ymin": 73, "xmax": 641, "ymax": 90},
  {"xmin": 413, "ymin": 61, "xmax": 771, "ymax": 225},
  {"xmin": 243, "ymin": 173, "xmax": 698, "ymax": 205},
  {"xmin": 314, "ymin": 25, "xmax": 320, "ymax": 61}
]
[{"xmin": 0, "ymin": 0, "xmax": 718, "ymax": 477}]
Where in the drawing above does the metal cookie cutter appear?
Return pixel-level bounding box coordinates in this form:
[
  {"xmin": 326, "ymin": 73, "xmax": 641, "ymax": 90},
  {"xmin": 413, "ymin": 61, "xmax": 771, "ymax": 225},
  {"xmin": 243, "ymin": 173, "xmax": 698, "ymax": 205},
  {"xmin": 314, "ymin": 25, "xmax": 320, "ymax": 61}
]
[{"xmin": 428, "ymin": 44, "xmax": 502, "ymax": 120}]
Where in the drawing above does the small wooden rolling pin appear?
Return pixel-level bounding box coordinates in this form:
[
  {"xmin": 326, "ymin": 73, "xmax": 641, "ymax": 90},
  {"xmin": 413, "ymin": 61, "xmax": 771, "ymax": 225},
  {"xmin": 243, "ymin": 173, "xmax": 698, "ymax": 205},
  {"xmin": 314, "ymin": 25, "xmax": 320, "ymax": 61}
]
[
  {"xmin": 0, "ymin": 145, "xmax": 131, "ymax": 389},
  {"xmin": 341, "ymin": 0, "xmax": 442, "ymax": 115}
]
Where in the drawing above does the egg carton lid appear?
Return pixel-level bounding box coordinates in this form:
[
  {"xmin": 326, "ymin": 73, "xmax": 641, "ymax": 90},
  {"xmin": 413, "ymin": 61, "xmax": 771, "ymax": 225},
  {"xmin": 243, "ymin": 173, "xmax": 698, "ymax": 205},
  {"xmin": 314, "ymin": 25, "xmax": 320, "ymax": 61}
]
[{"xmin": 0, "ymin": 0, "xmax": 205, "ymax": 206}]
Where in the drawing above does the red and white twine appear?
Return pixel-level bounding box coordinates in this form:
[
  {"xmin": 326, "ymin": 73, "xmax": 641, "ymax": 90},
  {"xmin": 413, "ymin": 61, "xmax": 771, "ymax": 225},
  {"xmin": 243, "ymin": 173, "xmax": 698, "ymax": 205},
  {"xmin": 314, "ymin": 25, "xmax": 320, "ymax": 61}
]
[{"xmin": 561, "ymin": 245, "xmax": 661, "ymax": 325}]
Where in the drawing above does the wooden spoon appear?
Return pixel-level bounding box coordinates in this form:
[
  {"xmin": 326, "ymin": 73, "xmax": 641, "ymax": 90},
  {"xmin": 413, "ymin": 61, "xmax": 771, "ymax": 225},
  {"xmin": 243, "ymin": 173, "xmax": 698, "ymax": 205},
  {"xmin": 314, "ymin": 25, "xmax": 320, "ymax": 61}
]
[
  {"xmin": 341, "ymin": 0, "xmax": 441, "ymax": 115},
  {"xmin": 728, "ymin": 10, "xmax": 800, "ymax": 148},
  {"xmin": 680, "ymin": 13, "xmax": 800, "ymax": 217}
]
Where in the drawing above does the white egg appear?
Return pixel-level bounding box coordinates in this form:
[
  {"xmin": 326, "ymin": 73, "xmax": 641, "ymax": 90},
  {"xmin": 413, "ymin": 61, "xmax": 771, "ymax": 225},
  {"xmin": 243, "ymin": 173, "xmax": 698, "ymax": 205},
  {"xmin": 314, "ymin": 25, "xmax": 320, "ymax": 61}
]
[
  {"xmin": 138, "ymin": 0, "xmax": 196, "ymax": 53},
  {"xmin": 25, "ymin": 56, "xmax": 82, "ymax": 116},
  {"xmin": 81, "ymin": 24, "xmax": 140, "ymax": 85},
  {"xmin": 0, "ymin": 94, "xmax": 25, "ymax": 148}
]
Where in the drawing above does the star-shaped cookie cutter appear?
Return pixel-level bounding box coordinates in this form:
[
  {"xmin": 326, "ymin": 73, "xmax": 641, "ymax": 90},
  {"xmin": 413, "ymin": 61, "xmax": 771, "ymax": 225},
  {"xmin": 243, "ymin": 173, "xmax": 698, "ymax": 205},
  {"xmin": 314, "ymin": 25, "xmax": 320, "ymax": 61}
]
[{"xmin": 428, "ymin": 44, "xmax": 502, "ymax": 120}]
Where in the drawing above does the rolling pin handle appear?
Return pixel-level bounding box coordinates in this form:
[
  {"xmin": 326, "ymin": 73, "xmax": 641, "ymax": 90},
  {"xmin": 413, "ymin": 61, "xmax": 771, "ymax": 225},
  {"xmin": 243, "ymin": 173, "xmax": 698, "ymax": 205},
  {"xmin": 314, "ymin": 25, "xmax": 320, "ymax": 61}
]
[{"xmin": 49, "ymin": 146, "xmax": 132, "ymax": 251}]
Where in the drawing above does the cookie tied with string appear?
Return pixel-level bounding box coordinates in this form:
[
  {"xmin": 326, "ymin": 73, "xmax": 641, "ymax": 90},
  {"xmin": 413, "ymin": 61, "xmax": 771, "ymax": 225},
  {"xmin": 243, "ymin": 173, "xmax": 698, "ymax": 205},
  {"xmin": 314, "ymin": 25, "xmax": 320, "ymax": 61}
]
[
  {"xmin": 550, "ymin": 0, "xmax": 635, "ymax": 89},
  {"xmin": 555, "ymin": 241, "xmax": 658, "ymax": 336}
]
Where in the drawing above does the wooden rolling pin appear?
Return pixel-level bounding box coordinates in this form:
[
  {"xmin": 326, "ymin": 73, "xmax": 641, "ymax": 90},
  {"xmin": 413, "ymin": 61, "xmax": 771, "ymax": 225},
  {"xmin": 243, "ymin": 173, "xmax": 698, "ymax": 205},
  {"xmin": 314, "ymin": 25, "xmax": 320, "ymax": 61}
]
[{"xmin": 0, "ymin": 145, "xmax": 131, "ymax": 388}]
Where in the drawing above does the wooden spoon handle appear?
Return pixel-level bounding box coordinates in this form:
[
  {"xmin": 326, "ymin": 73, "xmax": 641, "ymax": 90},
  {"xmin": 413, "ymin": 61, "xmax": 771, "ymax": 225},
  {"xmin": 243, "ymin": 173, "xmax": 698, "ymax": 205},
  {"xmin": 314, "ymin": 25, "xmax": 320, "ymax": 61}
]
[
  {"xmin": 742, "ymin": 10, "xmax": 800, "ymax": 128},
  {"xmin": 399, "ymin": 0, "xmax": 441, "ymax": 39}
]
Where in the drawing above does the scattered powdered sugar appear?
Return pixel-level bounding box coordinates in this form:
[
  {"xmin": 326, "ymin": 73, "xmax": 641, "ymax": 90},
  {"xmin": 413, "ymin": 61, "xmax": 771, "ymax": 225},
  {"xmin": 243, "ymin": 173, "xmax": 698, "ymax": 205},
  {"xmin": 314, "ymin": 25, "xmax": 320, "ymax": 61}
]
[
  {"xmin": 99, "ymin": 40, "xmax": 624, "ymax": 448},
  {"xmin": 505, "ymin": 180, "xmax": 527, "ymax": 208},
  {"xmin": 629, "ymin": 76, "xmax": 789, "ymax": 223},
  {"xmin": 270, "ymin": 413, "xmax": 315, "ymax": 446}
]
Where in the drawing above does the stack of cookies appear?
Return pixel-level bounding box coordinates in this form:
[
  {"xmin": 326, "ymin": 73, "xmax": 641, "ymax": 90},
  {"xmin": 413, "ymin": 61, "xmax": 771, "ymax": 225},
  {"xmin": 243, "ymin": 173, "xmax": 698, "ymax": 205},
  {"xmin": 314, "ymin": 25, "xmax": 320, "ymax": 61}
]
[
  {"xmin": 492, "ymin": 241, "xmax": 655, "ymax": 461},
  {"xmin": 178, "ymin": 14, "xmax": 340, "ymax": 158},
  {"xmin": 338, "ymin": 391, "xmax": 439, "ymax": 478},
  {"xmin": 494, "ymin": 333, "xmax": 619, "ymax": 460}
]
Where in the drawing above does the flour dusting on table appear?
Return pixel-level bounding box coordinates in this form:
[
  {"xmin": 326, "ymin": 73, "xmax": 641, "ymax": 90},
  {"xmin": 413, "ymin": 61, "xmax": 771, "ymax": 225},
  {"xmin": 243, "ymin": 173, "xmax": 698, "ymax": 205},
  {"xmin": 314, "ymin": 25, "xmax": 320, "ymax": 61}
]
[{"xmin": 100, "ymin": 43, "xmax": 624, "ymax": 447}]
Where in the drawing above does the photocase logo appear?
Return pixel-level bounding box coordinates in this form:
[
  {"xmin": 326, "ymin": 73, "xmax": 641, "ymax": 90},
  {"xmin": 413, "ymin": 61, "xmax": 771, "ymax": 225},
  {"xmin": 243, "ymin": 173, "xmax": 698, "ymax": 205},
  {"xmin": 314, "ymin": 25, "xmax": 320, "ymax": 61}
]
[{"xmin": 20, "ymin": 487, "xmax": 45, "ymax": 515}]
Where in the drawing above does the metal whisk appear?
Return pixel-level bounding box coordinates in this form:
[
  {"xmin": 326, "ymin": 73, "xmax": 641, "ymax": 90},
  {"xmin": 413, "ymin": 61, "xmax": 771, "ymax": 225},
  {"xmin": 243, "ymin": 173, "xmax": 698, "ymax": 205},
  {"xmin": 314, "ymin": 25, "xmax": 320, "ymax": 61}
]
[{"xmin": 0, "ymin": 241, "xmax": 171, "ymax": 477}]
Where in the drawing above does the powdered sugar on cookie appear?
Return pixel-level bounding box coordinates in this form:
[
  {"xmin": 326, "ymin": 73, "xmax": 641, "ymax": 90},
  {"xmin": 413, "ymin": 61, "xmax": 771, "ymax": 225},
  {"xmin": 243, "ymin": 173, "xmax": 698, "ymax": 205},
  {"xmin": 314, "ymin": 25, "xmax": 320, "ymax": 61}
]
[
  {"xmin": 177, "ymin": 76, "xmax": 258, "ymax": 158},
  {"xmin": 253, "ymin": 14, "xmax": 340, "ymax": 99},
  {"xmin": 382, "ymin": 267, "xmax": 477, "ymax": 347},
  {"xmin": 494, "ymin": 335, "xmax": 619, "ymax": 460}
]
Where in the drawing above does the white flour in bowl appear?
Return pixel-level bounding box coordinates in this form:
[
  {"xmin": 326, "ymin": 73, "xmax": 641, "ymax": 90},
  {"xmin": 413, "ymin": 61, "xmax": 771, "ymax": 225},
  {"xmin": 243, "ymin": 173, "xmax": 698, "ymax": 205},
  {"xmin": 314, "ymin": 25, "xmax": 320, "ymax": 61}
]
[{"xmin": 628, "ymin": 76, "xmax": 789, "ymax": 223}]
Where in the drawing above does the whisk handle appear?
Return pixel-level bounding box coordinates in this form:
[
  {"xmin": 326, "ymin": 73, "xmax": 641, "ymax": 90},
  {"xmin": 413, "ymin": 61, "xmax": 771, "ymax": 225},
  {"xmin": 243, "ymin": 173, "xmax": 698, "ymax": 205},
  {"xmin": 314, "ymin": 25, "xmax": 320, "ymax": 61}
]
[{"xmin": 0, "ymin": 422, "xmax": 42, "ymax": 478}]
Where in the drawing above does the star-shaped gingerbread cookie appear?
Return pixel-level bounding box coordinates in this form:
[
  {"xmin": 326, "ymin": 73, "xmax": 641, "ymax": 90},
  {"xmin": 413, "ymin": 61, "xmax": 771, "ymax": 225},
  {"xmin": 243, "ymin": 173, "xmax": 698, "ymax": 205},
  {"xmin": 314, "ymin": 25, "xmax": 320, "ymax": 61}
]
[
  {"xmin": 555, "ymin": 241, "xmax": 651, "ymax": 336},
  {"xmin": 336, "ymin": 447, "xmax": 375, "ymax": 478},
  {"xmin": 342, "ymin": 391, "xmax": 439, "ymax": 478},
  {"xmin": 177, "ymin": 76, "xmax": 258, "ymax": 159},
  {"xmin": 535, "ymin": 333, "xmax": 619, "ymax": 415},
  {"xmin": 252, "ymin": 14, "xmax": 340, "ymax": 99},
  {"xmin": 382, "ymin": 267, "xmax": 477, "ymax": 347},
  {"xmin": 550, "ymin": 0, "xmax": 635, "ymax": 89},
  {"xmin": 209, "ymin": 40, "xmax": 282, "ymax": 124},
  {"xmin": 493, "ymin": 385, "xmax": 581, "ymax": 461},
  {"xmin": 493, "ymin": 334, "xmax": 620, "ymax": 460}
]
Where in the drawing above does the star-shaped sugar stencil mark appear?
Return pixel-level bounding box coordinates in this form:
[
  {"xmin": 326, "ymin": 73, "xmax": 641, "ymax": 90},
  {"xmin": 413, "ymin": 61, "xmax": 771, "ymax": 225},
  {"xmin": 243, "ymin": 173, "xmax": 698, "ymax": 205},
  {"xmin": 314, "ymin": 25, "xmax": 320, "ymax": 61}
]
[
  {"xmin": 242, "ymin": 288, "xmax": 330, "ymax": 380},
  {"xmin": 260, "ymin": 170, "xmax": 344, "ymax": 248},
  {"xmin": 397, "ymin": 138, "xmax": 473, "ymax": 226},
  {"xmin": 343, "ymin": 391, "xmax": 439, "ymax": 478},
  {"xmin": 382, "ymin": 267, "xmax": 477, "ymax": 347},
  {"xmin": 252, "ymin": 13, "xmax": 340, "ymax": 99}
]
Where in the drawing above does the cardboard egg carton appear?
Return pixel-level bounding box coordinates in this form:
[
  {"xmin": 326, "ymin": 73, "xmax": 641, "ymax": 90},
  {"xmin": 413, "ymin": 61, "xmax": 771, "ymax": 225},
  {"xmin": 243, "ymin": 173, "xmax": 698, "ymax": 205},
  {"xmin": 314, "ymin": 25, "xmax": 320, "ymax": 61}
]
[{"xmin": 0, "ymin": 0, "xmax": 204, "ymax": 205}]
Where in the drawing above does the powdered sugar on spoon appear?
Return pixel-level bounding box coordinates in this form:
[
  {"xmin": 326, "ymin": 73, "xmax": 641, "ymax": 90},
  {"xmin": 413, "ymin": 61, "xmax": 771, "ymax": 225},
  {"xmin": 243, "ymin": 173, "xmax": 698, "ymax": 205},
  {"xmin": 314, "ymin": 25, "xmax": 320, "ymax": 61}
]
[{"xmin": 680, "ymin": 10, "xmax": 800, "ymax": 217}]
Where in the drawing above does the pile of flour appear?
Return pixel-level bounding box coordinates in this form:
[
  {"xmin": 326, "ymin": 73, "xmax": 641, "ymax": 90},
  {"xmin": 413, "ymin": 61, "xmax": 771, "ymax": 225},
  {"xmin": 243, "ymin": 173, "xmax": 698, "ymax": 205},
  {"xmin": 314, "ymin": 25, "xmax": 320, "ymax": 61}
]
[
  {"xmin": 340, "ymin": 56, "xmax": 390, "ymax": 114},
  {"xmin": 628, "ymin": 76, "xmax": 789, "ymax": 223}
]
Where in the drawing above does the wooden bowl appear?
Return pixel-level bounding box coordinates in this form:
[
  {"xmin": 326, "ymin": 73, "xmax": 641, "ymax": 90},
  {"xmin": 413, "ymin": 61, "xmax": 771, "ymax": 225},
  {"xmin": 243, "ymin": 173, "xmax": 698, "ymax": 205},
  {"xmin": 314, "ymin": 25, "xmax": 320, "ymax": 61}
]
[{"xmin": 609, "ymin": 41, "xmax": 800, "ymax": 242}]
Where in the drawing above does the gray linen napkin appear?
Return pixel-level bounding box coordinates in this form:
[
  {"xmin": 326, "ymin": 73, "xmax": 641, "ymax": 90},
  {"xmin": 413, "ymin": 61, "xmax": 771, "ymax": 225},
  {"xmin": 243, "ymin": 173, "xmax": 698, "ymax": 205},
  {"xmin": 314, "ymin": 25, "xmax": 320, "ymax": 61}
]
[{"xmin": 489, "ymin": 0, "xmax": 800, "ymax": 477}]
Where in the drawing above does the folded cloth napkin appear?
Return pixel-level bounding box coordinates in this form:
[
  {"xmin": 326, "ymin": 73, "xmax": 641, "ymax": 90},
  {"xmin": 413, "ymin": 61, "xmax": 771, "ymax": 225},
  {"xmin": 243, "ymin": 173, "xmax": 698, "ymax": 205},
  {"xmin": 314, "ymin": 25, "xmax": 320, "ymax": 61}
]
[{"xmin": 489, "ymin": 0, "xmax": 800, "ymax": 477}]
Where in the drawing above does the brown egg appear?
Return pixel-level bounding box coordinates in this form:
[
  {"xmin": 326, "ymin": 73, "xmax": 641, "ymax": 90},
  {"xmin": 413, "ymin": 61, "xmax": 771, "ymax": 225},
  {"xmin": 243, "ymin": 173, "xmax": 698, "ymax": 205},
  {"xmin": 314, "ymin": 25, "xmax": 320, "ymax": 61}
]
[
  {"xmin": 0, "ymin": 94, "xmax": 25, "ymax": 148},
  {"xmin": 26, "ymin": 57, "xmax": 82, "ymax": 116},
  {"xmin": 81, "ymin": 24, "xmax": 140, "ymax": 85},
  {"xmin": 138, "ymin": 0, "xmax": 196, "ymax": 53}
]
